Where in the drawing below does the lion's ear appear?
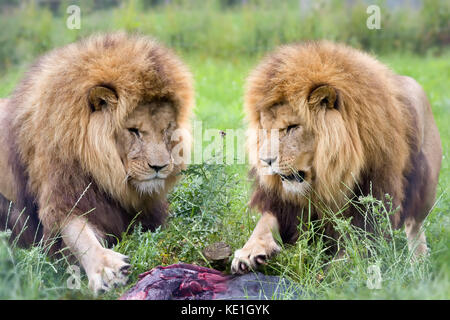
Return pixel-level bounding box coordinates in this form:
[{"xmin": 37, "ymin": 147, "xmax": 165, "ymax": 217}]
[
  {"xmin": 88, "ymin": 85, "xmax": 118, "ymax": 112},
  {"xmin": 308, "ymin": 85, "xmax": 337, "ymax": 109}
]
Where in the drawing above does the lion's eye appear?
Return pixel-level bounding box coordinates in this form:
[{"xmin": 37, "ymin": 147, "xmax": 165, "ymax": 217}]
[
  {"xmin": 128, "ymin": 128, "xmax": 140, "ymax": 137},
  {"xmin": 163, "ymin": 122, "xmax": 175, "ymax": 134},
  {"xmin": 286, "ymin": 124, "xmax": 299, "ymax": 134}
]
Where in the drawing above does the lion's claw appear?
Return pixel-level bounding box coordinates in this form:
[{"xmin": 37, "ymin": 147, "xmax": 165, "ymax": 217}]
[
  {"xmin": 255, "ymin": 254, "xmax": 267, "ymax": 265},
  {"xmin": 120, "ymin": 264, "xmax": 132, "ymax": 275},
  {"xmin": 231, "ymin": 243, "xmax": 280, "ymax": 274},
  {"xmin": 87, "ymin": 248, "xmax": 131, "ymax": 295}
]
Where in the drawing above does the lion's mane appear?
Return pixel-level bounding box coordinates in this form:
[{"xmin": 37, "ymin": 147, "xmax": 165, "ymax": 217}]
[
  {"xmin": 245, "ymin": 41, "xmax": 436, "ymax": 243},
  {"xmin": 2, "ymin": 33, "xmax": 193, "ymax": 249}
]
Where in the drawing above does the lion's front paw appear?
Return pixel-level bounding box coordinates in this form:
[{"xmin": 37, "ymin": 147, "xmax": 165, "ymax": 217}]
[
  {"xmin": 231, "ymin": 240, "xmax": 280, "ymax": 275},
  {"xmin": 86, "ymin": 248, "xmax": 131, "ymax": 295}
]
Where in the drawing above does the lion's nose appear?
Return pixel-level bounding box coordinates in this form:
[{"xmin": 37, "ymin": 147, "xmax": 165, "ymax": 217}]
[
  {"xmin": 260, "ymin": 156, "xmax": 277, "ymax": 166},
  {"xmin": 149, "ymin": 164, "xmax": 168, "ymax": 172}
]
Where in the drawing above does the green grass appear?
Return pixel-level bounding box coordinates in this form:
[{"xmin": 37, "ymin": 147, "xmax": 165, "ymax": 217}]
[{"xmin": 0, "ymin": 52, "xmax": 449, "ymax": 300}]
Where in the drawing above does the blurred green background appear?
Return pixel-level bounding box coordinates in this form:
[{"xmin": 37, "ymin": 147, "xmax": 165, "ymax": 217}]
[{"xmin": 0, "ymin": 0, "xmax": 449, "ymax": 72}]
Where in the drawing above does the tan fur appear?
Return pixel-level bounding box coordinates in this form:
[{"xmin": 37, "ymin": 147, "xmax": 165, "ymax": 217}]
[
  {"xmin": 231, "ymin": 213, "xmax": 280, "ymax": 274},
  {"xmin": 0, "ymin": 99, "xmax": 15, "ymax": 201},
  {"xmin": 246, "ymin": 42, "xmax": 410, "ymax": 205},
  {"xmin": 12, "ymin": 33, "xmax": 192, "ymax": 211},
  {"xmin": 232, "ymin": 41, "xmax": 442, "ymax": 273},
  {"xmin": 0, "ymin": 33, "xmax": 194, "ymax": 292}
]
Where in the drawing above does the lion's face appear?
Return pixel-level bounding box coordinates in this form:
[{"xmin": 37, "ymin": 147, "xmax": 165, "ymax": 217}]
[
  {"xmin": 246, "ymin": 43, "xmax": 382, "ymax": 203},
  {"xmin": 86, "ymin": 82, "xmax": 189, "ymax": 199},
  {"xmin": 255, "ymin": 103, "xmax": 315, "ymax": 196},
  {"xmin": 116, "ymin": 101, "xmax": 178, "ymax": 195}
]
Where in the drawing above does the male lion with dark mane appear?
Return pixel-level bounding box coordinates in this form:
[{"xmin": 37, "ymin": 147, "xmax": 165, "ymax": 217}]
[
  {"xmin": 0, "ymin": 33, "xmax": 193, "ymax": 292},
  {"xmin": 232, "ymin": 41, "xmax": 442, "ymax": 274}
]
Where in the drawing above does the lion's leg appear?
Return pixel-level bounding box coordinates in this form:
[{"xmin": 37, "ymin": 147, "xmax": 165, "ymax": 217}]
[
  {"xmin": 61, "ymin": 216, "xmax": 131, "ymax": 294},
  {"xmin": 404, "ymin": 217, "xmax": 428, "ymax": 258},
  {"xmin": 231, "ymin": 213, "xmax": 281, "ymax": 274}
]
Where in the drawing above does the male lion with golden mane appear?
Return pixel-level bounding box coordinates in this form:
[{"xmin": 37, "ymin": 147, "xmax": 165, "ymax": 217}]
[
  {"xmin": 232, "ymin": 41, "xmax": 442, "ymax": 274},
  {"xmin": 0, "ymin": 33, "xmax": 193, "ymax": 292}
]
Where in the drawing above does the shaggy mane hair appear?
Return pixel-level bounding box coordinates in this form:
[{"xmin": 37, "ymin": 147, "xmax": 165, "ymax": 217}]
[
  {"xmin": 2, "ymin": 33, "xmax": 193, "ymax": 249},
  {"xmin": 245, "ymin": 41, "xmax": 435, "ymax": 243}
]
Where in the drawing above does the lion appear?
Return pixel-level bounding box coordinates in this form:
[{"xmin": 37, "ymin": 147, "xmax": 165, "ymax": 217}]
[
  {"xmin": 0, "ymin": 33, "xmax": 193, "ymax": 293},
  {"xmin": 231, "ymin": 41, "xmax": 442, "ymax": 274}
]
